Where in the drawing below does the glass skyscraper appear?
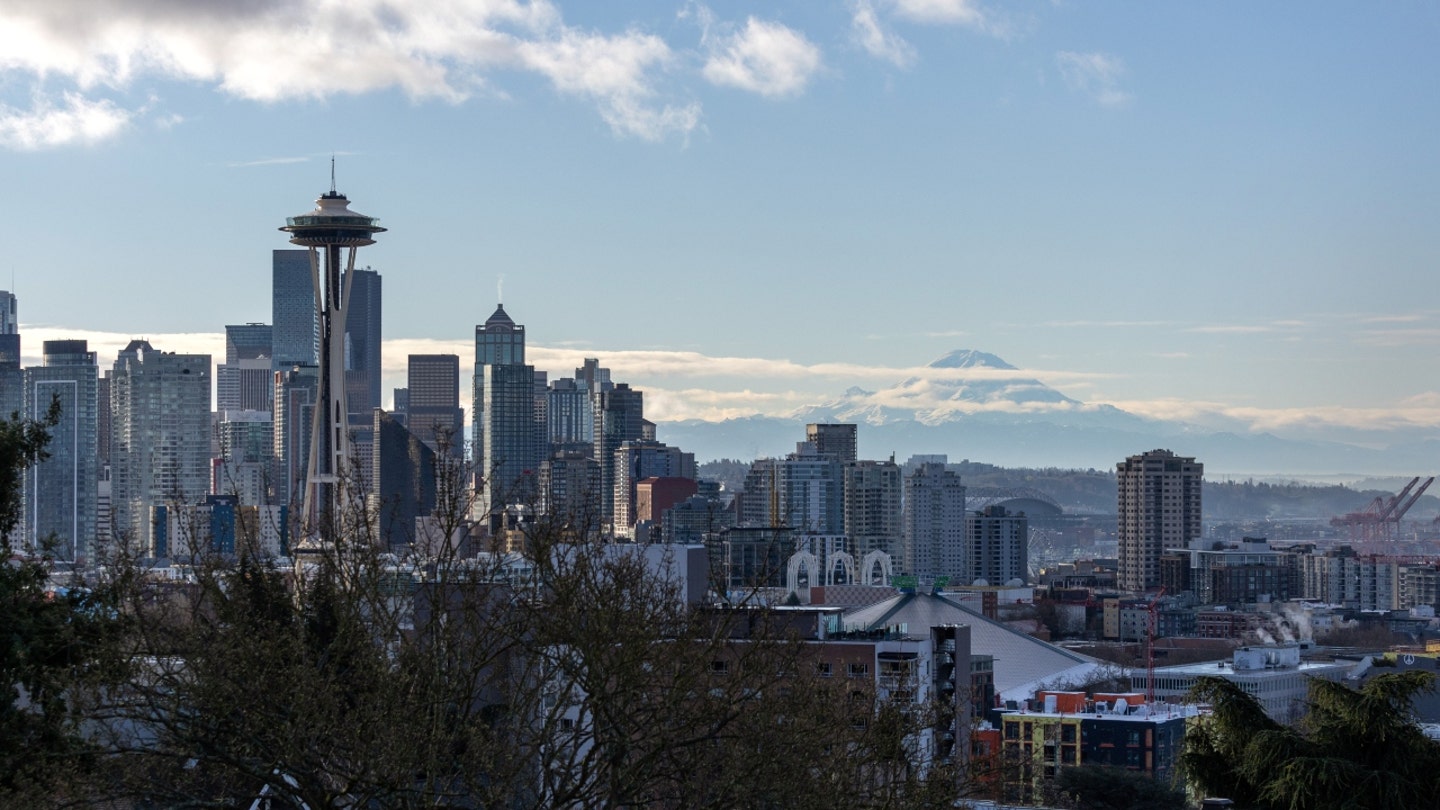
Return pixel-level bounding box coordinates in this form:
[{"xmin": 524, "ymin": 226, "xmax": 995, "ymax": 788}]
[
  {"xmin": 473, "ymin": 304, "xmax": 539, "ymax": 524},
  {"xmin": 24, "ymin": 340, "xmax": 98, "ymax": 562},
  {"xmin": 271, "ymin": 249, "xmax": 317, "ymax": 370},
  {"xmin": 343, "ymin": 267, "xmax": 382, "ymax": 416}
]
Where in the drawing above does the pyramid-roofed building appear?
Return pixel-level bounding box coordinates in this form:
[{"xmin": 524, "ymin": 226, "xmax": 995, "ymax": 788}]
[{"xmin": 843, "ymin": 591, "xmax": 1108, "ymax": 701}]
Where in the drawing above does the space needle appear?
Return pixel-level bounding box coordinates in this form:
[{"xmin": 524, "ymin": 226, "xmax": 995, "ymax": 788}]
[{"xmin": 279, "ymin": 165, "xmax": 386, "ymax": 538}]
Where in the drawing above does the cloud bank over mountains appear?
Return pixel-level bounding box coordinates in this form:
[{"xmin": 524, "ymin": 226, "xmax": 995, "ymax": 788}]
[{"xmin": 21, "ymin": 325, "xmax": 1439, "ymax": 472}]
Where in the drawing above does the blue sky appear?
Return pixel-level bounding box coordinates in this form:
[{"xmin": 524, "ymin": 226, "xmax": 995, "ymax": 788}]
[{"xmin": 0, "ymin": 1, "xmax": 1437, "ymax": 447}]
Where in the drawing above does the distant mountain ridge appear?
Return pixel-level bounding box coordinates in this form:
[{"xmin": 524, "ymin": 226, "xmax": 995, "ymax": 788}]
[{"xmin": 656, "ymin": 349, "xmax": 1439, "ymax": 476}]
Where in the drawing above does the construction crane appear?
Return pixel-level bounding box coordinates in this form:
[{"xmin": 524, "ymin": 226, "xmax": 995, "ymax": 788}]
[{"xmin": 1145, "ymin": 586, "xmax": 1167, "ymax": 707}]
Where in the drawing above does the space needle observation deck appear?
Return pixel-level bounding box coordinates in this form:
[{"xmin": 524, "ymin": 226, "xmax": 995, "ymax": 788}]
[{"xmin": 279, "ymin": 175, "xmax": 386, "ymax": 540}]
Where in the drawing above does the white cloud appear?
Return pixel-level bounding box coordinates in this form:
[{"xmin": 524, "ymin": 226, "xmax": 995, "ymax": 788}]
[
  {"xmin": 1100, "ymin": 396, "xmax": 1440, "ymax": 434},
  {"xmin": 891, "ymin": 0, "xmax": 987, "ymax": 27},
  {"xmin": 851, "ymin": 1, "xmax": 916, "ymax": 68},
  {"xmin": 0, "ymin": 92, "xmax": 131, "ymax": 149},
  {"xmin": 702, "ymin": 17, "xmax": 822, "ymax": 98},
  {"xmin": 1055, "ymin": 50, "xmax": 1132, "ymax": 108},
  {"xmin": 0, "ymin": 0, "xmax": 699, "ymax": 146}
]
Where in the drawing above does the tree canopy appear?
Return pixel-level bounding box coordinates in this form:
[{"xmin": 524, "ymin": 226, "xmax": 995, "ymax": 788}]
[{"xmin": 1181, "ymin": 672, "xmax": 1440, "ymax": 810}]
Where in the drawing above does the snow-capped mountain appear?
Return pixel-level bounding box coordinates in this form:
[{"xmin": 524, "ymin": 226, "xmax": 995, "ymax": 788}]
[{"xmin": 656, "ymin": 350, "xmax": 1436, "ymax": 475}]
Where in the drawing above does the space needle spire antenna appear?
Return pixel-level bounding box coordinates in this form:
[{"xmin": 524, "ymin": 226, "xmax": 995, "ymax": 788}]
[{"xmin": 280, "ymin": 168, "xmax": 385, "ymax": 543}]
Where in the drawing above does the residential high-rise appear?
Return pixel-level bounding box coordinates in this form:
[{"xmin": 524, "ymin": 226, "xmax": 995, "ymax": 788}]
[
  {"xmin": 279, "ymin": 179, "xmax": 385, "ymax": 532},
  {"xmin": 538, "ymin": 450, "xmax": 602, "ymax": 523},
  {"xmin": 343, "ymin": 267, "xmax": 382, "ymax": 416},
  {"xmin": 843, "ymin": 459, "xmax": 903, "ymax": 560},
  {"xmin": 807, "ymin": 423, "xmax": 857, "ymax": 463},
  {"xmin": 109, "ymin": 341, "xmax": 212, "ymax": 554},
  {"xmin": 611, "ymin": 440, "xmax": 695, "ymax": 537},
  {"xmin": 23, "ymin": 340, "xmax": 98, "ymax": 562},
  {"xmin": 902, "ymin": 462, "xmax": 967, "ymax": 584},
  {"xmin": 964, "ymin": 505, "xmax": 1028, "ymax": 586},
  {"xmin": 738, "ymin": 444, "xmax": 844, "ymax": 535},
  {"xmin": 406, "ymin": 354, "xmax": 463, "ymax": 457},
  {"xmin": 214, "ymin": 409, "xmax": 275, "ymax": 507},
  {"xmin": 271, "ymin": 250, "xmax": 316, "ymax": 369},
  {"xmin": 472, "ymin": 304, "xmax": 539, "ymax": 524},
  {"xmin": 1117, "ymin": 449, "xmax": 1203, "ymax": 592}
]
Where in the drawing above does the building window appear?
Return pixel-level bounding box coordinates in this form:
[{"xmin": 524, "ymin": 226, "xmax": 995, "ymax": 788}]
[
  {"xmin": 711, "ymin": 660, "xmax": 728, "ymax": 675},
  {"xmin": 816, "ymin": 662, "xmax": 832, "ymax": 678},
  {"xmin": 848, "ymin": 663, "xmax": 868, "ymax": 678}
]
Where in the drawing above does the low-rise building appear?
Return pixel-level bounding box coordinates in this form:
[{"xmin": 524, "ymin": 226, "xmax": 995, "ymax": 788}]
[{"xmin": 1133, "ymin": 643, "xmax": 1356, "ymax": 724}]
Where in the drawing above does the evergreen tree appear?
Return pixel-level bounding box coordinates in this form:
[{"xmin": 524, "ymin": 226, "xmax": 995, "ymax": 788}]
[
  {"xmin": 0, "ymin": 400, "xmax": 120, "ymax": 802},
  {"xmin": 1181, "ymin": 672, "xmax": 1440, "ymax": 809}
]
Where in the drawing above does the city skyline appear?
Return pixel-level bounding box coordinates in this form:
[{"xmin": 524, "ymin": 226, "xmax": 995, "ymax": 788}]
[{"xmin": 1, "ymin": 2, "xmax": 1437, "ymax": 461}]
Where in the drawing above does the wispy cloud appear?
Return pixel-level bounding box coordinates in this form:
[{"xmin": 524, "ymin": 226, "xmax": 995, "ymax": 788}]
[
  {"xmin": 1355, "ymin": 328, "xmax": 1440, "ymax": 348},
  {"xmin": 701, "ymin": 15, "xmax": 822, "ymax": 98},
  {"xmin": 1055, "ymin": 50, "xmax": 1132, "ymax": 108},
  {"xmin": 1359, "ymin": 313, "xmax": 1429, "ymax": 324},
  {"xmin": 850, "ymin": 1, "xmax": 916, "ymax": 68},
  {"xmin": 1040, "ymin": 319, "xmax": 1169, "ymax": 329},
  {"xmin": 227, "ymin": 156, "xmax": 311, "ymax": 168},
  {"xmin": 1185, "ymin": 325, "xmax": 1279, "ymax": 335}
]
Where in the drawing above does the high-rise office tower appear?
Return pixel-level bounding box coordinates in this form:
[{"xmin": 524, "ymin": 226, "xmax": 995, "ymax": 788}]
[
  {"xmin": 343, "ymin": 267, "xmax": 381, "ymax": 416},
  {"xmin": 546, "ymin": 378, "xmax": 589, "ymax": 446},
  {"xmin": 225, "ymin": 323, "xmax": 273, "ymax": 364},
  {"xmin": 109, "ymin": 341, "xmax": 212, "ymax": 554},
  {"xmin": 0, "ymin": 291, "xmax": 21, "ymax": 420},
  {"xmin": 23, "ymin": 340, "xmax": 98, "ymax": 562},
  {"xmin": 406, "ymin": 354, "xmax": 462, "ymax": 457},
  {"xmin": 370, "ymin": 409, "xmax": 437, "ymax": 548},
  {"xmin": 279, "ymin": 178, "xmax": 385, "ymax": 532},
  {"xmin": 473, "ymin": 304, "xmax": 539, "ymax": 524},
  {"xmin": 217, "ymin": 358, "xmax": 274, "ymax": 413},
  {"xmin": 806, "ymin": 423, "xmax": 857, "ymax": 463},
  {"xmin": 0, "ymin": 290, "xmax": 17, "ymax": 334},
  {"xmin": 902, "ymin": 462, "xmax": 966, "ymax": 584},
  {"xmin": 545, "ymin": 357, "xmax": 614, "ymax": 453},
  {"xmin": 592, "ymin": 383, "xmax": 644, "ymax": 527},
  {"xmin": 271, "ymin": 250, "xmax": 317, "ymax": 369},
  {"xmin": 273, "ymin": 364, "xmax": 318, "ymax": 508},
  {"xmin": 1117, "ymin": 449, "xmax": 1203, "ymax": 592},
  {"xmin": 220, "ymin": 324, "xmax": 275, "ymax": 414},
  {"xmin": 843, "ymin": 459, "xmax": 903, "ymax": 560}
]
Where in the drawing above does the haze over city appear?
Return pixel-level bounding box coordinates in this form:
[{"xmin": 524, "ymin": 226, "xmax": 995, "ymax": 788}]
[{"xmin": 2, "ymin": 1, "xmax": 1437, "ymax": 465}]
